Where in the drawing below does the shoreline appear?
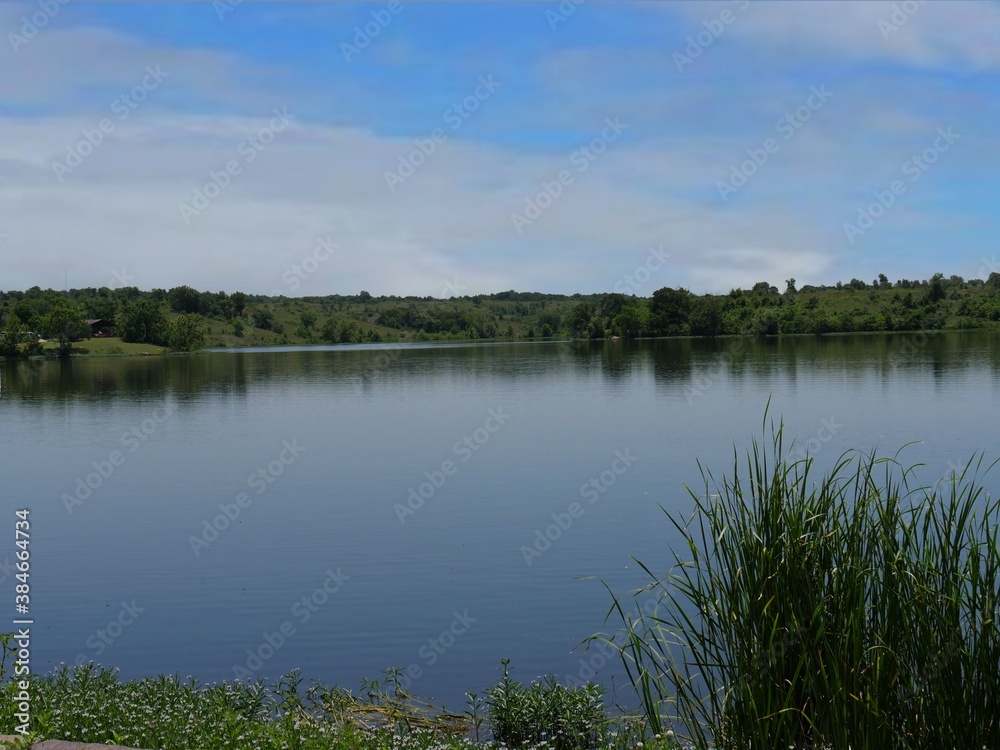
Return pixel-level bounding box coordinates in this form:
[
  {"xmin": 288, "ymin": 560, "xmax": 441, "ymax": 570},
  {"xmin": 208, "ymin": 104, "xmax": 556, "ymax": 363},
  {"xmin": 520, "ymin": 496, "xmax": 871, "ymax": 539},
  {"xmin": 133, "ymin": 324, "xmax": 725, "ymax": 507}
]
[{"xmin": 1, "ymin": 326, "xmax": 994, "ymax": 362}]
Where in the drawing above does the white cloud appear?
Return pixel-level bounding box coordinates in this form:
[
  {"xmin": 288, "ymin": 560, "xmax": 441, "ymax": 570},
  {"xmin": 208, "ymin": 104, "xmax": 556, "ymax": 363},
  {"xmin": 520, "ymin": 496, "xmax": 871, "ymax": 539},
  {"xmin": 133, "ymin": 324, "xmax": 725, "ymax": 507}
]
[
  {"xmin": 667, "ymin": 0, "xmax": 1000, "ymax": 71},
  {"xmin": 1, "ymin": 2, "xmax": 997, "ymax": 297},
  {"xmin": 0, "ymin": 104, "xmax": 841, "ymax": 296}
]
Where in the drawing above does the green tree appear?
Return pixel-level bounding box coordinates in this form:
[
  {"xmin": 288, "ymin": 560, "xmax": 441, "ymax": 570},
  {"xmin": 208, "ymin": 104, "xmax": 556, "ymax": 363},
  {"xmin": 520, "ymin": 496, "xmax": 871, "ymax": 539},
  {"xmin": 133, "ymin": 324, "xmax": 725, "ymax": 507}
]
[
  {"xmin": 168, "ymin": 313, "xmax": 206, "ymax": 352},
  {"xmin": 689, "ymin": 296, "xmax": 723, "ymax": 336},
  {"xmin": 649, "ymin": 287, "xmax": 691, "ymax": 336},
  {"xmin": 599, "ymin": 293, "xmax": 628, "ymax": 319},
  {"xmin": 320, "ymin": 317, "xmax": 338, "ymax": 343},
  {"xmin": 40, "ymin": 300, "xmax": 89, "ymax": 357},
  {"xmin": 536, "ymin": 310, "xmax": 561, "ymax": 334},
  {"xmin": 251, "ymin": 308, "xmax": 275, "ymax": 331},
  {"xmin": 564, "ymin": 302, "xmax": 596, "ymax": 338},
  {"xmin": 228, "ymin": 291, "xmax": 249, "ymax": 319},
  {"xmin": 926, "ymin": 274, "xmax": 946, "ymax": 304},
  {"xmin": 0, "ymin": 315, "xmax": 31, "ymax": 357},
  {"xmin": 87, "ymin": 295, "xmax": 119, "ymax": 321},
  {"xmin": 10, "ymin": 301, "xmax": 39, "ymax": 330},
  {"xmin": 168, "ymin": 285, "xmax": 204, "ymax": 314},
  {"xmin": 300, "ymin": 310, "xmax": 318, "ymax": 330},
  {"xmin": 612, "ymin": 303, "xmax": 649, "ymax": 338},
  {"xmin": 118, "ymin": 299, "xmax": 168, "ymax": 345},
  {"xmin": 337, "ymin": 320, "xmax": 359, "ymax": 343}
]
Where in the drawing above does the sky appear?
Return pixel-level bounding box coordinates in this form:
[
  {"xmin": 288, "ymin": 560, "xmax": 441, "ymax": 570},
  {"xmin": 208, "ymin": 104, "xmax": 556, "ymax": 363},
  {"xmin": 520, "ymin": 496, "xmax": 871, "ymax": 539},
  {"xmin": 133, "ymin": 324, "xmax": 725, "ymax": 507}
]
[{"xmin": 1, "ymin": 0, "xmax": 999, "ymax": 297}]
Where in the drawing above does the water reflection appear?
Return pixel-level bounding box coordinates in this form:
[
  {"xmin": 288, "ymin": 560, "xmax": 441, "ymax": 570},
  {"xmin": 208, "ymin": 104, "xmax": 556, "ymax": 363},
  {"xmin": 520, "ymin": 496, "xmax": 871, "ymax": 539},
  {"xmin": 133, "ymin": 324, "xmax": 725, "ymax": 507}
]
[{"xmin": 2, "ymin": 332, "xmax": 999, "ymax": 406}]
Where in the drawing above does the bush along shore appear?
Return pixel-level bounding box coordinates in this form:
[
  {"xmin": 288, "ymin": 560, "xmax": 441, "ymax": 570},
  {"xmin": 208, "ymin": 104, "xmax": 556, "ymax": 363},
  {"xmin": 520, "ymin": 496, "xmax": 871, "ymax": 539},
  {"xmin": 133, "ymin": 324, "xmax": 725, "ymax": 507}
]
[
  {"xmin": 5, "ymin": 271, "xmax": 1000, "ymax": 357},
  {"xmin": 0, "ymin": 659, "xmax": 672, "ymax": 750},
  {"xmin": 2, "ymin": 418, "xmax": 998, "ymax": 749}
]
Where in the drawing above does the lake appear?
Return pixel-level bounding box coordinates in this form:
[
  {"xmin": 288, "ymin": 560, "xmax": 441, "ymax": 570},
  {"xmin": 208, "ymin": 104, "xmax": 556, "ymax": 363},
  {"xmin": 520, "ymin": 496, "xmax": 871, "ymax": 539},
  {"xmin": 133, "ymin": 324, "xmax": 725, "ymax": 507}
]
[{"xmin": 2, "ymin": 331, "xmax": 999, "ymax": 710}]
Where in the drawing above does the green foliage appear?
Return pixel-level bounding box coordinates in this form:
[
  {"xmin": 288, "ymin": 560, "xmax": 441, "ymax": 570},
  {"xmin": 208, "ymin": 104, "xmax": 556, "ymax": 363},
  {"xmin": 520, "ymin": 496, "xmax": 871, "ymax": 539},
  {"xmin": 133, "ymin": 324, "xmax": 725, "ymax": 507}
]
[
  {"xmin": 688, "ymin": 296, "xmax": 722, "ymax": 336},
  {"xmin": 649, "ymin": 287, "xmax": 691, "ymax": 336},
  {"xmin": 0, "ymin": 315, "xmax": 41, "ymax": 358},
  {"xmin": 926, "ymin": 274, "xmax": 946, "ymax": 304},
  {"xmin": 168, "ymin": 285, "xmax": 205, "ymax": 314},
  {"xmin": 485, "ymin": 659, "xmax": 625, "ymax": 750},
  {"xmin": 611, "ymin": 304, "xmax": 649, "ymax": 338},
  {"xmin": 0, "ymin": 633, "xmax": 16, "ymax": 683},
  {"xmin": 117, "ymin": 299, "xmax": 168, "ymax": 345},
  {"xmin": 3, "ymin": 269, "xmax": 1000, "ymax": 356},
  {"xmin": 251, "ymin": 308, "xmax": 275, "ymax": 331},
  {"xmin": 229, "ymin": 291, "xmax": 249, "ymax": 319},
  {"xmin": 39, "ymin": 300, "xmax": 89, "ymax": 356},
  {"xmin": 599, "ymin": 417, "xmax": 1000, "ymax": 749},
  {"xmin": 0, "ymin": 662, "xmax": 661, "ymax": 750},
  {"xmin": 564, "ymin": 302, "xmax": 596, "ymax": 337},
  {"xmin": 320, "ymin": 317, "xmax": 338, "ymax": 343},
  {"xmin": 168, "ymin": 313, "xmax": 206, "ymax": 352}
]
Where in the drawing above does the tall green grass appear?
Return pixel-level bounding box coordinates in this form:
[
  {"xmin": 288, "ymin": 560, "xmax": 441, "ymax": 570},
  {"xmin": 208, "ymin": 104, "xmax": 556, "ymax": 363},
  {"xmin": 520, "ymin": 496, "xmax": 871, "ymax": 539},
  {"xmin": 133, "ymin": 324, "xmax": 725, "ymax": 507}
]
[{"xmin": 598, "ymin": 418, "xmax": 1000, "ymax": 749}]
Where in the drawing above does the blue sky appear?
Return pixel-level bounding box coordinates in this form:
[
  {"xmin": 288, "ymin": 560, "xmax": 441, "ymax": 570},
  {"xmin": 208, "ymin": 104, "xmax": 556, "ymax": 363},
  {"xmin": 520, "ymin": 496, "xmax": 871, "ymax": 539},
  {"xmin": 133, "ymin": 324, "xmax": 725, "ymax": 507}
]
[{"xmin": 2, "ymin": 1, "xmax": 999, "ymax": 296}]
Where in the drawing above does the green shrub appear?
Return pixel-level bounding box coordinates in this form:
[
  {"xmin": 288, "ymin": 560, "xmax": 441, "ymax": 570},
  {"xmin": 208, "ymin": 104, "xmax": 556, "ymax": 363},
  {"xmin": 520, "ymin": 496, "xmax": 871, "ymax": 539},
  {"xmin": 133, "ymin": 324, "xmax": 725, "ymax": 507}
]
[{"xmin": 485, "ymin": 658, "xmax": 611, "ymax": 750}]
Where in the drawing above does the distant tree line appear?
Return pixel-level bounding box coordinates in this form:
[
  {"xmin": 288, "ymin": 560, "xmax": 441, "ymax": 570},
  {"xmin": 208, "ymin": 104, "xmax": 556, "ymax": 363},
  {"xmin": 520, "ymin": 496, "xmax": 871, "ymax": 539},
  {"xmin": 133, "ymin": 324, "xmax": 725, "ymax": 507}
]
[{"xmin": 2, "ymin": 271, "xmax": 1000, "ymax": 357}]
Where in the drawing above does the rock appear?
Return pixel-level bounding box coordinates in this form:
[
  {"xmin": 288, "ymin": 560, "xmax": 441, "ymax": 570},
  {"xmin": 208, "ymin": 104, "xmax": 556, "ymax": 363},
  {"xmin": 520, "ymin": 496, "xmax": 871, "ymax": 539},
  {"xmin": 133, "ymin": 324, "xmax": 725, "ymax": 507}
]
[{"xmin": 0, "ymin": 738, "xmax": 146, "ymax": 750}]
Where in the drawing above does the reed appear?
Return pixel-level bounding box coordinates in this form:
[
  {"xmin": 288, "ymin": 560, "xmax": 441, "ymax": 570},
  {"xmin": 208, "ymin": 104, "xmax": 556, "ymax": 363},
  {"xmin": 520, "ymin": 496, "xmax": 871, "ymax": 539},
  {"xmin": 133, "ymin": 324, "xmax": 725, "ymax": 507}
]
[{"xmin": 597, "ymin": 416, "xmax": 1000, "ymax": 748}]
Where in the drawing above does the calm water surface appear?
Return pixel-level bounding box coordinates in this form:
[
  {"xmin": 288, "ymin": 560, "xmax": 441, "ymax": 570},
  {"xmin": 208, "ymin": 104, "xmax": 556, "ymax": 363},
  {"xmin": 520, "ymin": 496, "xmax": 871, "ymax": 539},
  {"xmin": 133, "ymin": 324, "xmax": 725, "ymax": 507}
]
[{"xmin": 2, "ymin": 332, "xmax": 999, "ymax": 708}]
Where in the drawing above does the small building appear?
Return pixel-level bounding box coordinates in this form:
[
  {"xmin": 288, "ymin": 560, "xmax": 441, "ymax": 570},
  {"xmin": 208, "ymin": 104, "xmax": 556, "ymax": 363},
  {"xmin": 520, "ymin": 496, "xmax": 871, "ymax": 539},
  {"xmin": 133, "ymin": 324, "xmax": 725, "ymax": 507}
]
[{"xmin": 86, "ymin": 319, "xmax": 115, "ymax": 337}]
